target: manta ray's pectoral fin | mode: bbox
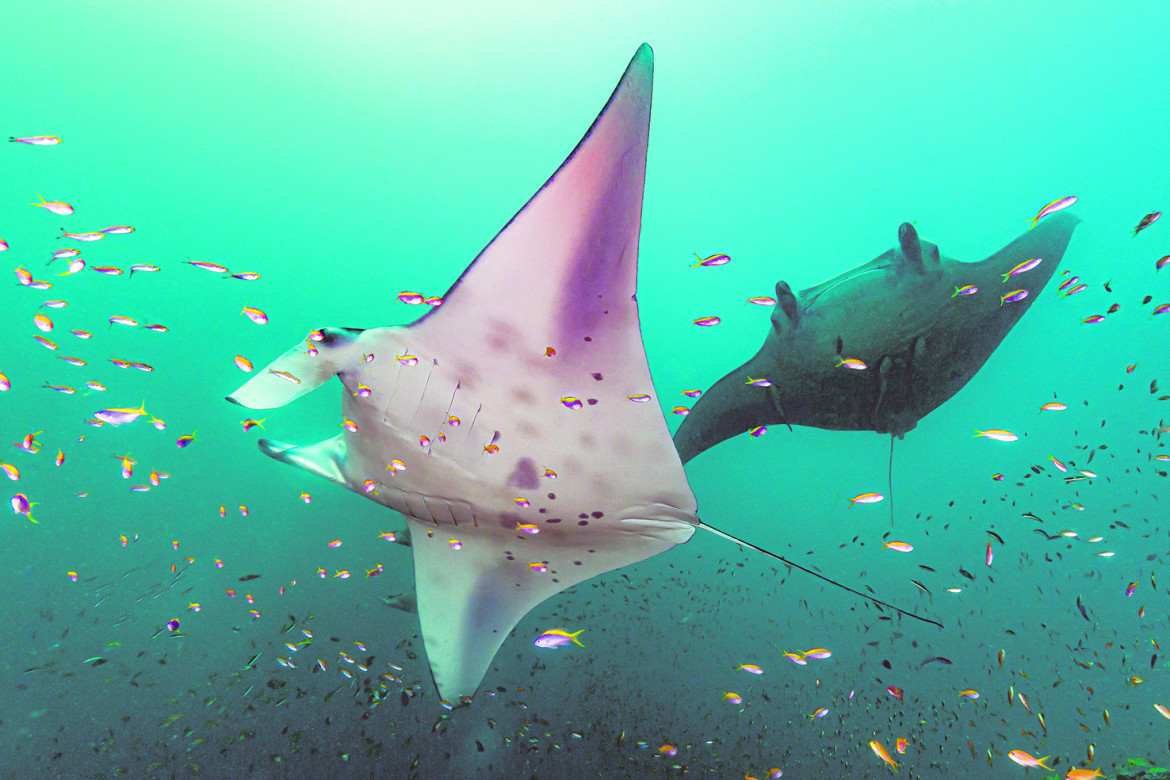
[226,327,361,410]
[256,434,348,486]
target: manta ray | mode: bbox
[228,44,937,701]
[672,214,1081,465]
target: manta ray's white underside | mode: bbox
[227,44,701,701]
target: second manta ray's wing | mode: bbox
[229,44,700,702]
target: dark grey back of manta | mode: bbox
[673,213,1081,464]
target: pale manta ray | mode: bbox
[227,43,938,702]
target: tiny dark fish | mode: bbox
[910,579,931,595]
[919,656,953,668]
[1143,295,1154,305]
[918,564,936,573]
[238,574,262,582]
[1022,512,1041,522]
[881,659,892,669]
[959,567,975,581]
[1076,595,1090,622]
[986,530,1004,544]
[476,740,485,752]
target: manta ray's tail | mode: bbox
[697,521,942,629]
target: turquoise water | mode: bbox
[4,1,1170,777]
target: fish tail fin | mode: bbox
[1025,216,1038,230]
[950,287,959,298]
[689,253,703,267]
[1038,756,1052,770]
[571,630,584,646]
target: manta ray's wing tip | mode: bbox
[225,395,241,406]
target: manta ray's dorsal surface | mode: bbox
[673,213,1081,463]
[227,44,700,701]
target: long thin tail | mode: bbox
[698,521,942,629]
[888,433,895,528]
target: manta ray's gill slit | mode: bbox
[408,358,439,426]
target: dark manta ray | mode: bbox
[228,44,937,702]
[673,213,1081,465]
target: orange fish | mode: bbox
[869,740,898,773]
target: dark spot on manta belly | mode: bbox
[506,457,540,489]
[592,373,603,381]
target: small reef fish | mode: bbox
[94,404,148,425]
[1133,211,1161,236]
[1002,257,1041,282]
[30,195,73,215]
[974,429,1017,442]
[1027,196,1076,229]
[10,135,62,145]
[690,253,730,267]
[869,740,898,773]
[1008,750,1051,770]
[1000,289,1028,305]
[693,316,721,327]
[534,629,584,648]
[836,357,867,370]
[951,285,978,297]
[848,492,884,506]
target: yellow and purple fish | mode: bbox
[746,296,777,306]
[534,628,584,648]
[1001,257,1041,282]
[94,403,148,425]
[11,493,37,523]
[951,285,978,297]
[184,260,229,274]
[693,316,721,327]
[241,306,268,325]
[974,429,1018,442]
[745,376,772,387]
[1027,196,1076,229]
[1133,211,1161,236]
[848,492,884,506]
[836,357,867,370]
[1000,289,1028,305]
[10,135,61,145]
[690,253,730,267]
[30,195,73,216]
